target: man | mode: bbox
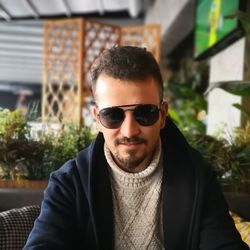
[24,46,248,249]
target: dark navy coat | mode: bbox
[24,118,249,250]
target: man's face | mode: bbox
[92,74,168,173]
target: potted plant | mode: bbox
[41,124,94,176]
[0,107,94,188]
[187,81,250,192]
[0,108,48,187]
[184,127,250,193]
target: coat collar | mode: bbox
[86,133,114,250]
[161,117,196,249]
[78,117,196,249]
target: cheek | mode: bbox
[102,129,118,143]
[142,125,161,140]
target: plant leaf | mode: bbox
[205,81,250,96]
[168,108,181,124]
[232,103,250,120]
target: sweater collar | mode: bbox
[76,117,196,250]
[104,140,162,188]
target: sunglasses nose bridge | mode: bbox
[120,112,141,137]
[121,108,137,123]
[120,106,136,118]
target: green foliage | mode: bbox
[185,133,231,177]
[234,123,250,145]
[205,80,250,121]
[164,55,209,135]
[166,83,207,134]
[200,76,250,189]
[231,124,250,187]
[205,80,250,96]
[0,108,31,178]
[163,34,250,191]
[185,123,250,190]
[1,139,48,180]
[42,125,94,177]
[0,108,94,180]
[232,103,250,120]
[0,108,30,140]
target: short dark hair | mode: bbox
[90,45,163,99]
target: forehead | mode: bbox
[94,74,161,109]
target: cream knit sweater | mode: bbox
[104,142,164,250]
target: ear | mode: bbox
[92,105,98,120]
[92,106,103,132]
[160,101,168,129]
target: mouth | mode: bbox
[119,141,142,145]
[116,137,147,147]
[118,141,145,149]
[118,141,145,152]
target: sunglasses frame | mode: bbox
[97,102,163,129]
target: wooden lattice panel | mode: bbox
[81,19,120,129]
[42,18,84,125]
[121,24,161,62]
[83,19,121,94]
[42,19,160,127]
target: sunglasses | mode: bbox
[97,103,162,129]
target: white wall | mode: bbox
[145,0,189,36]
[207,37,245,135]
[145,0,194,56]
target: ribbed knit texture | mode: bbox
[104,141,164,250]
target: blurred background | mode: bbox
[0,2,249,246]
[0,0,249,205]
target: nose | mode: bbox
[119,110,141,138]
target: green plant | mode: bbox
[202,78,250,191]
[185,123,250,191]
[164,54,209,134]
[167,84,207,134]
[205,80,250,120]
[231,123,250,183]
[0,108,30,140]
[0,108,31,178]
[42,124,94,177]
[0,108,94,180]
[1,139,48,180]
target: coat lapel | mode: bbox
[86,134,114,250]
[161,118,196,250]
[79,118,196,249]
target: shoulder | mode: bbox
[188,146,214,177]
[48,146,91,188]
[161,117,215,183]
[48,133,105,190]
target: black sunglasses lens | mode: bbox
[99,107,124,129]
[134,105,159,126]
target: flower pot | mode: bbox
[0,179,48,189]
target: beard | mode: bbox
[115,149,147,172]
[113,136,148,172]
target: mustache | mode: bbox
[115,136,147,146]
